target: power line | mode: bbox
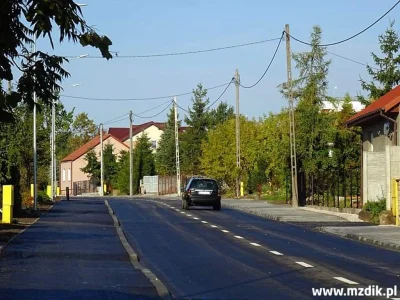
[102,116,129,126]
[287,0,400,47]
[176,103,190,113]
[133,101,173,119]
[206,78,234,109]
[102,112,129,125]
[327,51,379,70]
[240,32,284,89]
[64,37,282,59]
[137,99,172,115]
[60,82,231,101]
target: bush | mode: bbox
[37,191,51,204]
[362,198,386,224]
[21,191,34,209]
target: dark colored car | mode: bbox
[181,177,221,211]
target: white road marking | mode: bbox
[333,277,359,285]
[201,221,208,224]
[210,225,218,228]
[269,251,283,256]
[221,230,229,233]
[296,262,313,268]
[193,217,199,220]
[180,211,185,214]
[186,214,192,217]
[250,242,261,247]
[234,236,244,239]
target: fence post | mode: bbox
[66,187,70,201]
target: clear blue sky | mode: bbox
[36,0,399,128]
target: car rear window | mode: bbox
[189,179,217,190]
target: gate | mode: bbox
[143,176,159,194]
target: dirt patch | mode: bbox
[0,202,54,248]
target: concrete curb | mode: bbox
[0,202,55,257]
[222,202,282,221]
[104,200,172,300]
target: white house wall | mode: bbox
[124,125,164,151]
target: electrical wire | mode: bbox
[176,103,190,113]
[133,101,173,119]
[287,0,400,47]
[327,51,379,70]
[136,99,173,115]
[64,37,282,59]
[101,112,129,125]
[60,82,231,101]
[102,116,129,126]
[239,32,284,89]
[206,78,234,109]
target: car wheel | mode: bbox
[213,203,221,211]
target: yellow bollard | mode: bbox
[103,184,107,194]
[57,187,60,196]
[2,185,14,224]
[30,184,34,197]
[240,182,244,197]
[395,180,399,227]
[46,185,52,198]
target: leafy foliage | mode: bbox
[0,0,112,121]
[81,149,100,185]
[132,134,155,193]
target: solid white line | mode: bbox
[250,242,261,247]
[193,217,199,220]
[210,225,218,228]
[221,230,229,233]
[234,236,243,239]
[201,221,208,224]
[269,251,283,256]
[333,277,359,285]
[296,262,313,268]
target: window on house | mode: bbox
[151,140,157,149]
[62,169,66,182]
[68,168,71,182]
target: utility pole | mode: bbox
[174,97,181,196]
[285,24,299,207]
[32,39,38,210]
[234,69,241,198]
[100,123,104,196]
[52,100,57,199]
[129,110,133,196]
[50,102,54,200]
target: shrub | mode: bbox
[21,191,34,209]
[37,191,51,204]
[362,198,386,224]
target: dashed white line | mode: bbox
[296,262,313,268]
[250,242,261,247]
[186,214,192,217]
[210,225,218,228]
[193,217,199,220]
[269,251,283,256]
[180,211,185,214]
[234,236,244,239]
[201,221,208,224]
[333,277,359,285]
[221,230,229,233]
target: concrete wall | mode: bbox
[363,151,386,202]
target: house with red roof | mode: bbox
[346,86,400,208]
[108,121,188,151]
[60,133,129,195]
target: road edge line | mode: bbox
[104,200,172,300]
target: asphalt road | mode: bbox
[109,198,400,300]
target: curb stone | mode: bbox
[104,200,172,300]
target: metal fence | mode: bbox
[142,175,178,195]
[287,167,361,208]
[73,180,98,196]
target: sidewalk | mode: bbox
[221,199,400,252]
[0,199,160,300]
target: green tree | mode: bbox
[156,106,180,175]
[81,149,100,185]
[116,150,130,194]
[360,21,400,104]
[1,0,112,122]
[181,84,210,175]
[103,144,118,190]
[69,112,98,150]
[132,134,155,193]
[209,102,235,129]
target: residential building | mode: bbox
[59,133,128,195]
[346,85,400,209]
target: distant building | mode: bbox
[322,98,365,113]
